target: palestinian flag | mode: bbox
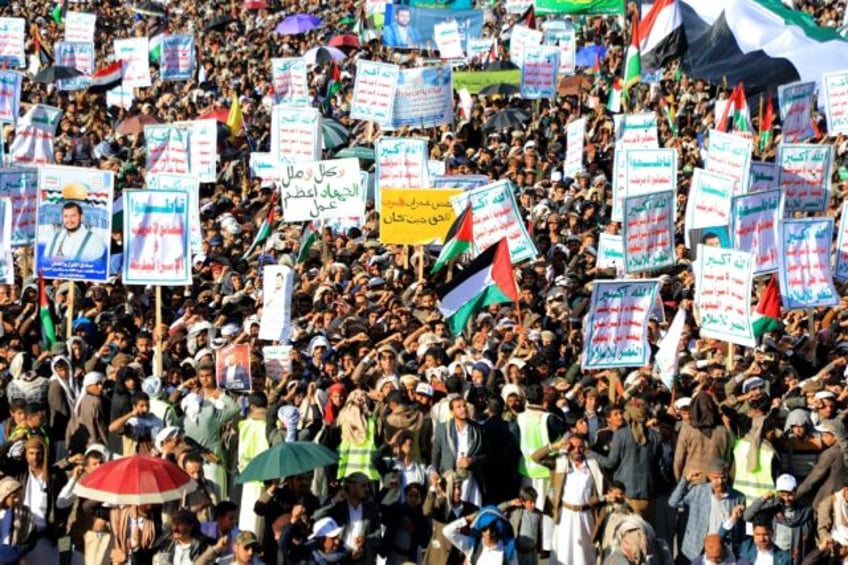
[521,5,536,29]
[680,0,848,95]
[88,62,123,93]
[639,0,687,71]
[606,78,622,113]
[623,12,641,99]
[436,238,517,335]
[432,204,472,274]
[52,0,68,24]
[325,62,341,102]
[296,222,319,264]
[39,271,57,348]
[32,25,53,68]
[759,94,774,152]
[717,82,753,134]
[659,96,678,136]
[242,190,277,259]
[752,275,781,337]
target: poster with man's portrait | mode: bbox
[35,165,114,282]
[216,343,252,392]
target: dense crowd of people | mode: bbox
[0,0,847,564]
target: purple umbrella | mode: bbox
[275,14,322,35]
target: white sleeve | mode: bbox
[442,517,474,556]
[56,477,78,510]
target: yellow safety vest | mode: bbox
[732,438,775,500]
[517,410,551,479]
[337,417,380,481]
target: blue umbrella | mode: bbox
[576,45,606,68]
[276,14,322,35]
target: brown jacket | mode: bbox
[673,423,733,481]
[530,445,605,523]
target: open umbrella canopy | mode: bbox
[322,119,350,150]
[276,14,322,35]
[484,60,518,71]
[75,455,196,505]
[303,46,346,65]
[328,34,360,49]
[199,107,231,124]
[31,65,84,84]
[116,113,161,136]
[479,83,520,97]
[483,108,532,131]
[204,15,237,32]
[133,1,167,17]
[242,0,268,9]
[237,441,338,484]
[335,146,375,161]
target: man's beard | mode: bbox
[65,225,81,233]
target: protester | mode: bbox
[0,0,847,563]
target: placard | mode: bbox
[705,129,752,195]
[749,160,777,192]
[160,35,195,81]
[215,344,251,391]
[379,188,460,244]
[0,70,22,124]
[114,37,151,88]
[777,143,833,212]
[543,20,576,75]
[684,168,734,248]
[278,158,363,221]
[54,41,94,91]
[350,60,399,125]
[259,265,294,342]
[834,200,848,282]
[0,19,26,68]
[730,189,781,274]
[376,137,429,199]
[65,11,96,43]
[823,71,848,136]
[623,190,675,273]
[122,190,191,285]
[563,118,584,178]
[596,233,624,270]
[0,167,36,246]
[35,165,114,282]
[144,125,191,175]
[778,218,839,309]
[695,245,756,347]
[172,119,217,183]
[271,58,310,106]
[778,81,815,142]
[271,105,322,165]
[450,180,537,264]
[582,279,659,370]
[146,173,202,253]
[388,66,454,130]
[520,45,560,99]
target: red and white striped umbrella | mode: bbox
[75,455,196,505]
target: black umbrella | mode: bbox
[484,60,518,71]
[479,83,520,97]
[204,15,237,32]
[31,65,84,84]
[133,1,167,17]
[482,108,532,131]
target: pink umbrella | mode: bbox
[328,34,360,50]
[242,0,268,8]
[199,107,230,124]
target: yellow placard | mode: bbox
[379,188,461,245]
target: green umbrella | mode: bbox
[322,119,350,150]
[236,441,338,484]
[339,16,356,26]
[335,146,375,161]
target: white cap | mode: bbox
[775,474,797,492]
[310,517,343,540]
[815,390,836,401]
[415,383,433,397]
[673,397,692,411]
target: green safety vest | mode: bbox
[337,417,380,481]
[732,438,775,500]
[517,410,551,479]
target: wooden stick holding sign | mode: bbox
[155,286,163,377]
[66,283,75,340]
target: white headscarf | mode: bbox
[49,355,76,409]
[75,372,104,416]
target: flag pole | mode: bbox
[65,282,74,340]
[155,286,163,377]
[417,245,424,284]
[757,93,764,155]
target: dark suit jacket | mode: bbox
[313,499,381,564]
[431,419,486,490]
[795,442,845,510]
